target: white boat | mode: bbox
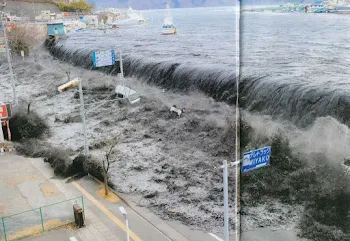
[112,7,146,26]
[162,3,176,35]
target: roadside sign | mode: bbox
[242,146,271,173]
[92,50,116,68]
[0,103,8,119]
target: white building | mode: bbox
[104,8,121,15]
[35,10,63,21]
[83,15,99,28]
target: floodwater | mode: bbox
[61,7,236,67]
[57,9,350,127]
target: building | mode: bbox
[46,23,66,40]
[104,8,121,15]
[83,15,99,28]
[35,10,63,21]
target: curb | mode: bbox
[87,173,190,241]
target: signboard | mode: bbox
[242,146,271,173]
[92,50,116,68]
[0,103,8,119]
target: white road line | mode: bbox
[208,233,224,241]
[69,237,78,241]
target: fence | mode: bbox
[0,196,84,241]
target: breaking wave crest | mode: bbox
[46,40,350,128]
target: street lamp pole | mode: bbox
[235,0,241,239]
[58,77,89,157]
[1,4,17,105]
[119,206,130,241]
[78,78,89,157]
[223,160,229,241]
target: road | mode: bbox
[0,153,224,241]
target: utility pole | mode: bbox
[78,78,89,157]
[235,0,241,241]
[223,160,229,241]
[32,2,36,19]
[0,3,17,105]
[58,78,89,157]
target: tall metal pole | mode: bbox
[125,215,130,241]
[119,50,124,79]
[223,160,229,241]
[32,2,36,19]
[1,10,17,105]
[119,50,127,98]
[235,0,241,240]
[2,216,7,241]
[78,78,89,157]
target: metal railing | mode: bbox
[0,196,84,241]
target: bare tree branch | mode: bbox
[103,140,119,196]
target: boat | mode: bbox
[112,7,146,26]
[336,6,350,13]
[306,0,328,12]
[162,2,176,35]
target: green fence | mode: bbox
[0,196,84,241]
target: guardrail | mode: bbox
[0,196,84,241]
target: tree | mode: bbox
[57,0,91,13]
[103,142,117,196]
[25,97,33,114]
[7,26,38,56]
[98,14,108,24]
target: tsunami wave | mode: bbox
[45,40,350,128]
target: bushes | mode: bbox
[57,0,91,12]
[44,148,71,176]
[240,125,350,240]
[10,110,49,140]
[298,218,350,241]
[6,26,39,56]
[241,134,306,203]
[16,139,86,177]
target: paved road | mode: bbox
[0,153,304,241]
[0,153,221,241]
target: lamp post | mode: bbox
[58,77,89,157]
[1,3,18,105]
[119,206,130,241]
[223,160,229,241]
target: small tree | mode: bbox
[25,98,33,114]
[7,26,38,56]
[103,142,117,196]
[98,14,109,25]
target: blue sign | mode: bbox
[242,146,271,173]
[92,50,116,68]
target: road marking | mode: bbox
[208,233,224,241]
[72,181,142,241]
[69,237,78,241]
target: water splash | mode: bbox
[46,40,350,129]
